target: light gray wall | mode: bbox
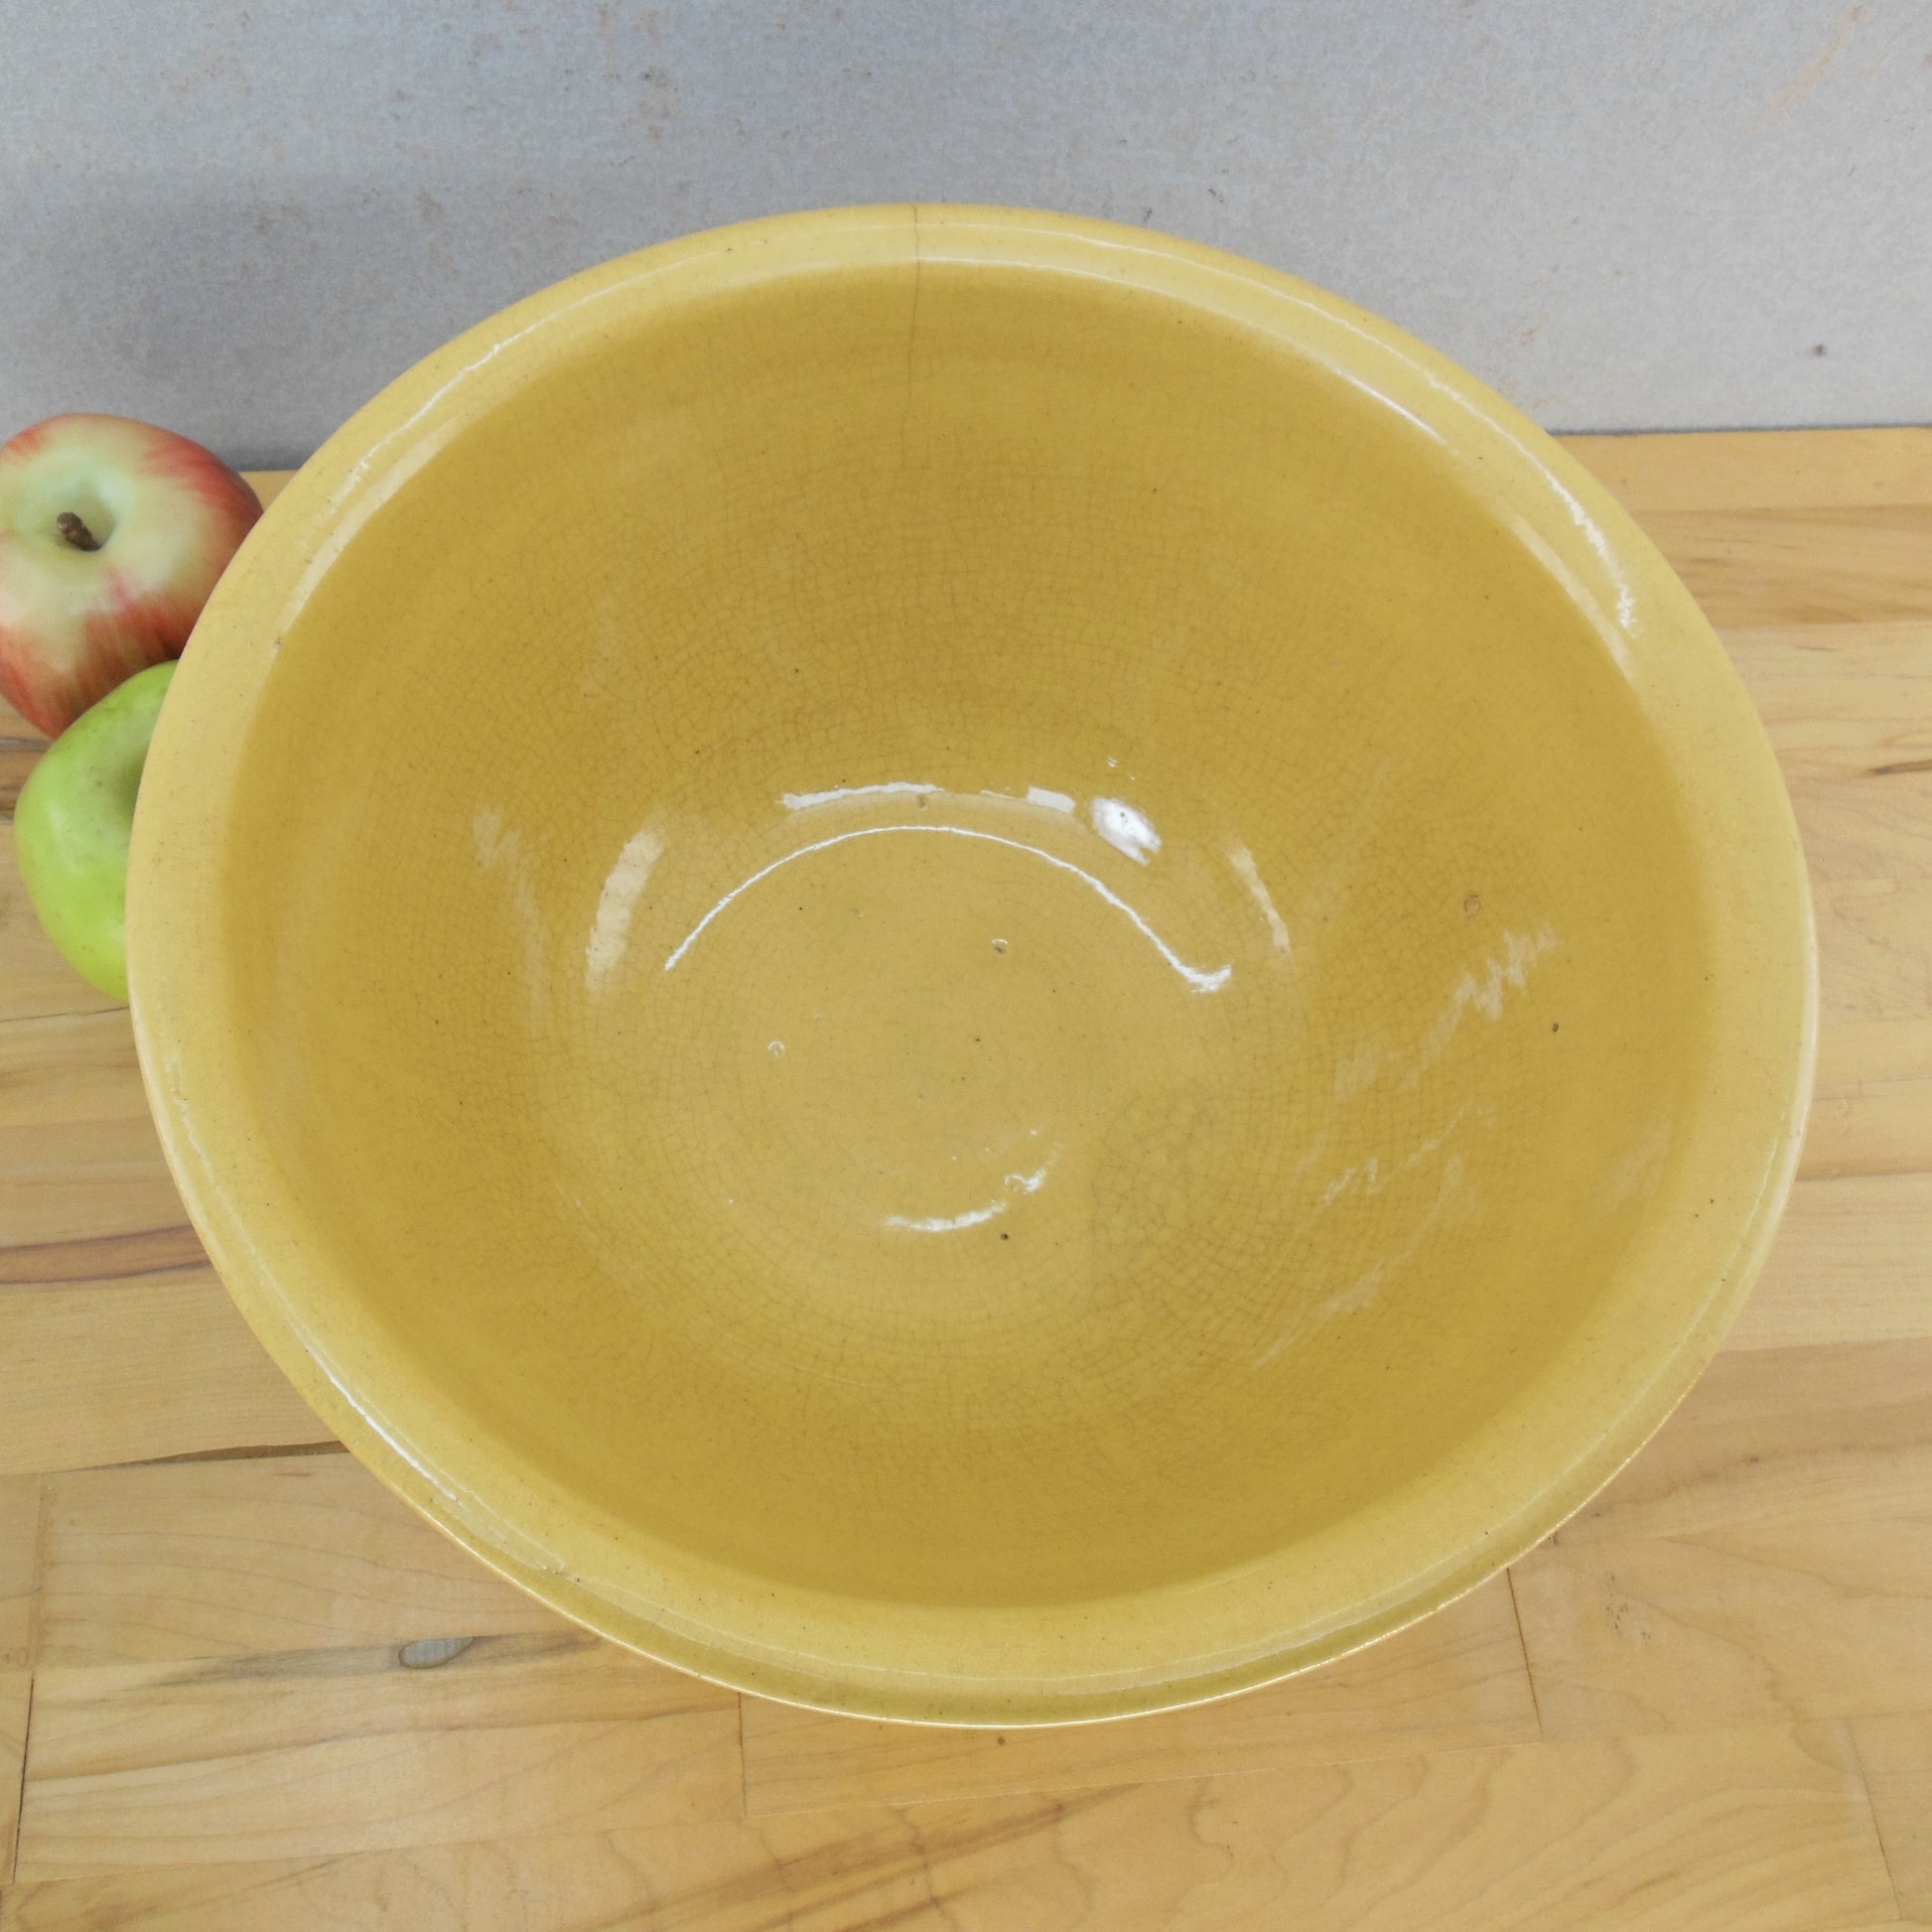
[4,1,1927,467]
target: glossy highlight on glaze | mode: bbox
[128,207,1814,1725]
[659,820,1232,993]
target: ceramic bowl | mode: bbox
[130,207,1814,1724]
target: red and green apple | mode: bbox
[0,413,259,737]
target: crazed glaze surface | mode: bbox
[128,207,1815,1725]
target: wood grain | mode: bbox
[1512,1338,1932,1738]
[1553,1339,1932,1546]
[1731,621,1932,882]
[1637,507,1932,629]
[0,1274,326,1478]
[0,1482,38,1674]
[1726,612,1932,1189]
[1851,1712,1932,1925]
[19,1446,744,1879]
[0,1227,205,1289]
[742,1575,1534,1815]
[0,1016,178,1251]
[1816,879,1932,1023]
[0,1723,1898,1931]
[37,1457,564,1670]
[1789,768,1932,890]
[1567,427,1932,513]
[0,1008,325,1475]
[0,742,43,823]
[1732,1174,1932,1349]
[0,1013,156,1137]
[0,1673,25,1885]
[15,1636,741,1878]
[1805,1015,1932,1181]
[0,1479,37,1888]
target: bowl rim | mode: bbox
[128,203,1818,1725]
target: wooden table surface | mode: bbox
[1,429,1929,1930]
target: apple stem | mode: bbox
[56,511,101,552]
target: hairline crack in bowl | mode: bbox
[127,205,1816,1725]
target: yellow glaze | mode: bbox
[128,207,1815,1725]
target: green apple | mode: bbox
[15,660,176,999]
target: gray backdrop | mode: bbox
[4,0,1928,467]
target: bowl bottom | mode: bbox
[553,778,1326,1602]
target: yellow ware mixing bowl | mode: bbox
[130,207,1814,1725]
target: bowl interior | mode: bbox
[140,211,1809,1719]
